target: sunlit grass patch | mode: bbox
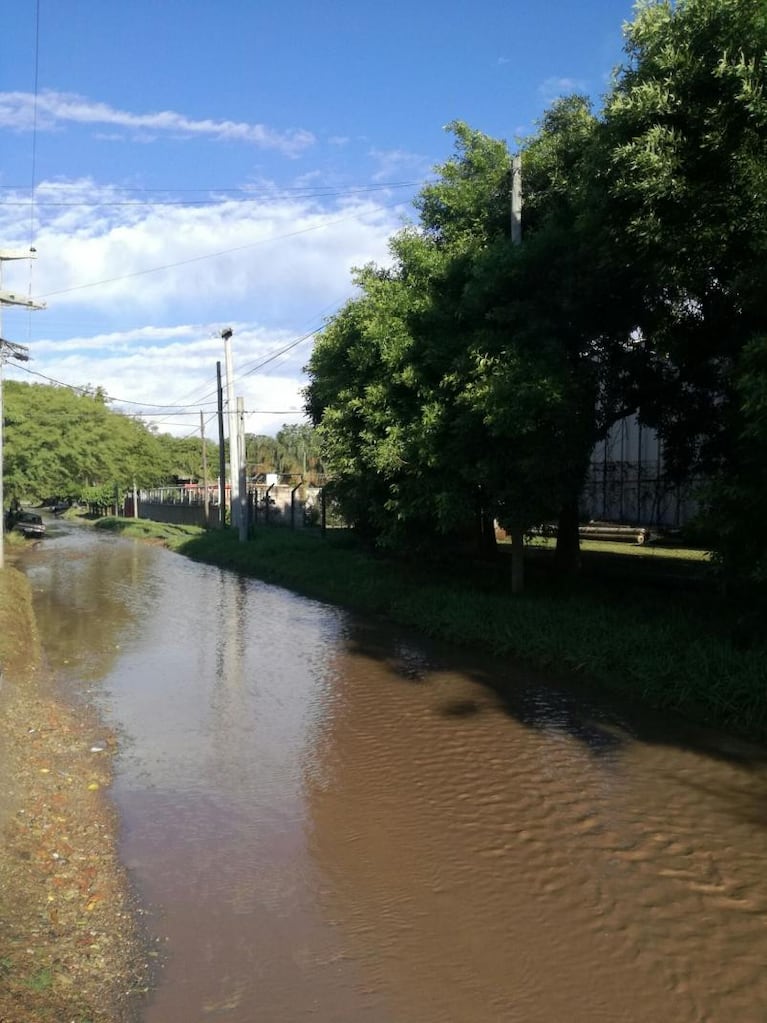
[93,517,204,546]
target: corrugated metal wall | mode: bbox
[581,415,700,528]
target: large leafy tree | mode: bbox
[308,0,767,591]
[603,0,767,476]
[601,0,767,581]
[481,97,641,572]
[306,120,614,576]
[306,253,435,547]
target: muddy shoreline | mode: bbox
[0,566,150,1023]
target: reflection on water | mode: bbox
[22,523,767,1022]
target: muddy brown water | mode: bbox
[19,522,767,1022]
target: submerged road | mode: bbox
[21,522,767,1022]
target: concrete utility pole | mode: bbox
[0,248,45,571]
[236,396,247,542]
[510,155,522,245]
[509,158,525,595]
[216,361,226,527]
[200,410,210,527]
[221,328,239,531]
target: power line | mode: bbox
[28,0,41,250]
[0,181,421,208]
[7,320,323,412]
[11,362,217,409]
[155,325,324,412]
[37,197,411,299]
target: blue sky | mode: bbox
[1,0,637,438]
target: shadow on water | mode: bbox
[340,614,767,773]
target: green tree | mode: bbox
[275,423,324,478]
[307,119,612,581]
[602,0,767,479]
[599,0,767,584]
[2,382,181,504]
[245,434,279,475]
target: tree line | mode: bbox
[2,381,323,508]
[305,0,767,588]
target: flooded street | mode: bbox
[20,523,767,1022]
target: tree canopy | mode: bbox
[2,380,322,506]
[306,0,767,588]
[1,382,221,504]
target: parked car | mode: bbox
[6,509,46,538]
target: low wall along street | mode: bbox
[135,483,322,531]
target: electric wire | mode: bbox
[37,196,411,299]
[28,0,41,251]
[0,180,421,208]
[7,320,322,418]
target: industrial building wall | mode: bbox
[581,415,700,528]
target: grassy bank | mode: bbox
[95,517,767,743]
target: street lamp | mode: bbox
[220,327,240,531]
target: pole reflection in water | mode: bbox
[21,524,767,1022]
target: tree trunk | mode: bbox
[480,509,497,559]
[510,527,525,594]
[475,486,498,560]
[554,497,581,577]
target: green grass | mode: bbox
[25,968,53,993]
[94,516,205,545]
[526,535,713,560]
[90,518,767,742]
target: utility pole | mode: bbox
[0,248,44,571]
[216,361,226,527]
[509,158,525,595]
[221,328,239,531]
[236,396,247,542]
[510,155,522,245]
[200,410,210,527]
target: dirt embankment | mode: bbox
[0,566,149,1023]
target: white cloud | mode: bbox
[368,147,431,183]
[537,76,588,105]
[1,178,400,316]
[1,177,404,436]
[0,90,315,156]
[12,323,313,437]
